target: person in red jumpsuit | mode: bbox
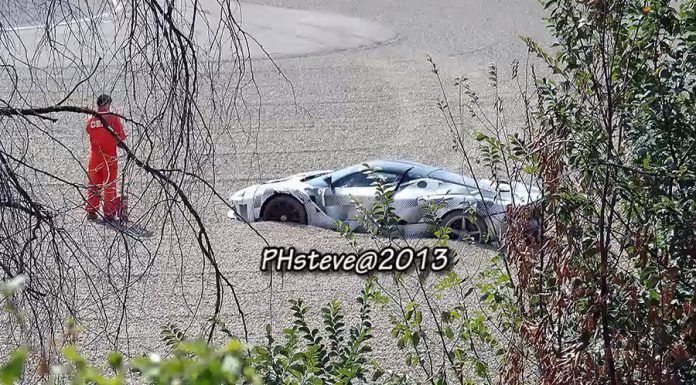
[85,94,126,221]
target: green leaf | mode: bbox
[474,361,488,377]
[411,331,420,347]
[62,346,81,362]
[0,348,27,385]
[522,165,539,175]
[107,352,123,371]
[474,130,487,141]
[371,368,385,381]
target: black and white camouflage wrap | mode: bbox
[227,161,540,240]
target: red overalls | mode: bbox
[85,110,126,218]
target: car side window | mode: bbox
[401,170,426,184]
[333,172,370,187]
[373,171,399,185]
[334,171,399,187]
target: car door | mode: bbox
[392,170,430,224]
[322,170,399,223]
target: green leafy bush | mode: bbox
[0,337,258,385]
[508,1,696,383]
[0,276,259,385]
[251,283,377,385]
[0,276,382,385]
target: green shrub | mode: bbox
[251,282,377,385]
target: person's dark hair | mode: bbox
[96,94,112,107]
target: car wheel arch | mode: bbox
[438,207,490,241]
[439,208,469,224]
[435,198,476,219]
[260,193,307,219]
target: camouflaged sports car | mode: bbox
[227,160,541,243]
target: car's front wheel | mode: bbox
[440,210,489,243]
[261,195,308,224]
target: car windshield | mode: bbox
[305,165,366,188]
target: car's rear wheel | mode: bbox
[261,195,308,224]
[440,210,489,243]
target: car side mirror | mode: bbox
[323,175,335,191]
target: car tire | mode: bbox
[261,195,308,225]
[440,210,489,244]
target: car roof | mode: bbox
[365,159,442,174]
[364,160,480,187]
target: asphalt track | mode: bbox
[1,0,550,369]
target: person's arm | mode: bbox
[114,117,126,142]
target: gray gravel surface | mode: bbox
[1,0,107,29]
[1,0,551,374]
